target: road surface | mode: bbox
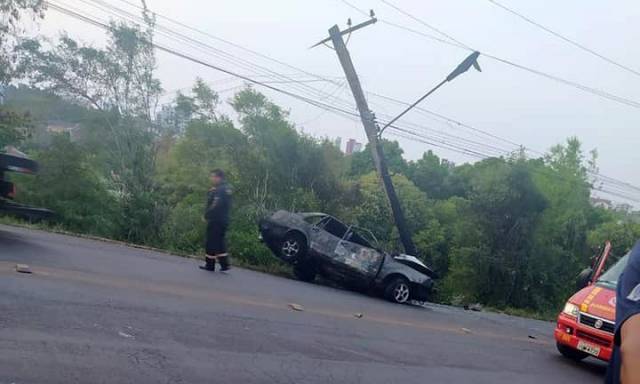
[0,225,607,383]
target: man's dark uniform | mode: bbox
[606,241,640,384]
[202,181,232,271]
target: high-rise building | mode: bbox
[334,137,342,151]
[346,138,362,155]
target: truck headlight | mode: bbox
[562,302,580,318]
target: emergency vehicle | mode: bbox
[555,242,628,361]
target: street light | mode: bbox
[378,51,482,136]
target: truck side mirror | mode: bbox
[576,267,593,290]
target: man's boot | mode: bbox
[218,253,231,271]
[199,255,216,271]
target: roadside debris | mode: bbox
[354,313,364,319]
[463,303,483,312]
[15,264,32,274]
[461,327,472,334]
[528,335,537,340]
[288,303,304,312]
[118,331,134,339]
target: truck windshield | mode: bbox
[597,253,630,289]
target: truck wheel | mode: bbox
[556,342,588,361]
[384,277,411,304]
[279,232,307,263]
[293,263,316,282]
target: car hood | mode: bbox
[569,284,616,321]
[392,254,436,278]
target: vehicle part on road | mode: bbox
[556,342,588,361]
[15,264,32,274]
[293,263,316,282]
[354,313,364,318]
[384,277,411,304]
[288,303,304,311]
[279,232,307,262]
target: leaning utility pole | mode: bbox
[317,20,417,255]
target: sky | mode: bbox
[34,0,640,206]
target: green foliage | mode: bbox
[350,139,408,176]
[15,134,119,237]
[0,108,32,148]
[3,6,638,317]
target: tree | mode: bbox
[350,139,408,176]
[1,0,46,85]
[0,0,46,148]
[18,7,164,242]
[15,134,119,236]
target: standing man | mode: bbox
[200,169,232,272]
[607,241,640,384]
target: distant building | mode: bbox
[46,121,80,140]
[345,138,363,155]
[334,137,342,151]
[591,197,613,210]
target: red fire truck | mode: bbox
[555,242,628,361]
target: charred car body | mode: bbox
[259,210,435,304]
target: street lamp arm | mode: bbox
[378,51,481,137]
[378,78,447,136]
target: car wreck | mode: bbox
[258,210,436,304]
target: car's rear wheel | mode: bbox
[279,232,307,263]
[384,277,411,304]
[293,263,316,282]
[556,342,589,361]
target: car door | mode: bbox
[333,226,385,288]
[307,217,350,275]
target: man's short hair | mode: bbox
[211,169,225,179]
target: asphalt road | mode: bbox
[0,225,607,384]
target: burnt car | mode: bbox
[258,210,435,304]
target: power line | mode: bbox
[46,0,640,201]
[59,0,521,158]
[70,0,357,113]
[362,0,640,110]
[73,0,541,162]
[486,0,640,78]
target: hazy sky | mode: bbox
[38,0,640,205]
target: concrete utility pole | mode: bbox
[321,20,418,255]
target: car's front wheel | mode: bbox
[279,232,307,263]
[384,277,411,304]
[556,342,589,361]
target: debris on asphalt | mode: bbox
[461,328,472,334]
[118,331,134,339]
[288,303,304,312]
[468,303,483,312]
[354,313,364,319]
[528,335,537,340]
[15,264,32,274]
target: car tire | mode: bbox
[384,277,411,304]
[279,232,307,263]
[293,263,316,282]
[556,342,589,361]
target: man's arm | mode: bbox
[621,314,640,384]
